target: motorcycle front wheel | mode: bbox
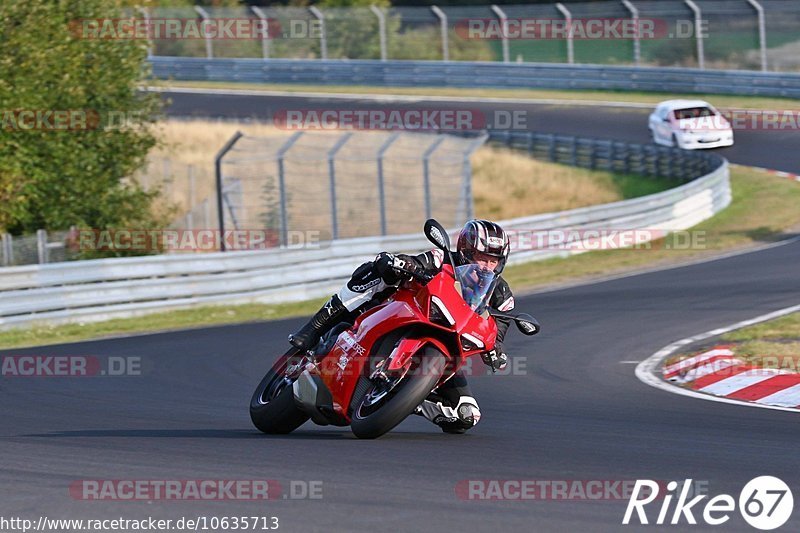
[350,345,446,439]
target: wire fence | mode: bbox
[133,157,216,231]
[0,229,78,267]
[215,131,487,245]
[134,2,800,72]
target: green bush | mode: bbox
[0,0,167,244]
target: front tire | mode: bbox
[250,349,310,434]
[350,345,446,439]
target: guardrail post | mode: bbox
[422,136,446,220]
[547,134,556,161]
[621,0,641,66]
[570,136,578,165]
[194,6,213,59]
[328,133,353,240]
[376,132,400,236]
[491,5,510,63]
[684,0,705,69]
[251,6,271,60]
[214,131,243,251]
[309,6,328,60]
[665,147,674,178]
[276,132,304,247]
[747,0,767,72]
[370,5,388,61]
[555,3,575,65]
[431,6,449,61]
[36,229,48,264]
[1,233,12,266]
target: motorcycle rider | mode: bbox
[289,219,515,434]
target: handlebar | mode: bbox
[392,263,434,283]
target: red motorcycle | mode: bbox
[250,219,540,439]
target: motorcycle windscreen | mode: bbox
[455,264,497,314]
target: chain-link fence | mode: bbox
[134,2,800,71]
[133,157,216,231]
[216,131,487,246]
[0,229,78,266]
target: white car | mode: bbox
[648,99,734,150]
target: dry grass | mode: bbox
[472,146,624,218]
[148,120,658,223]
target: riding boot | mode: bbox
[288,294,349,351]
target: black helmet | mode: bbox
[456,219,510,273]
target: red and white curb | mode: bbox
[747,165,800,183]
[636,303,800,413]
[663,346,800,409]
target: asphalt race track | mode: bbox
[161,90,800,174]
[2,239,799,532]
[2,90,799,532]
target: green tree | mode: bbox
[0,0,165,236]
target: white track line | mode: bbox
[636,304,800,413]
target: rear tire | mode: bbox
[350,346,446,439]
[250,349,310,434]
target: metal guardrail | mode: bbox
[488,131,720,180]
[150,57,800,98]
[139,3,800,72]
[0,132,730,330]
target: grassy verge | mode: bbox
[154,80,800,111]
[719,313,800,370]
[0,299,327,350]
[2,165,799,350]
[666,312,800,371]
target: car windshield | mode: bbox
[455,264,497,314]
[673,107,714,120]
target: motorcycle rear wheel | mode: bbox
[250,348,310,434]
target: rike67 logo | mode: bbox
[623,477,793,530]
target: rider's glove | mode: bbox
[481,346,508,373]
[375,252,423,284]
